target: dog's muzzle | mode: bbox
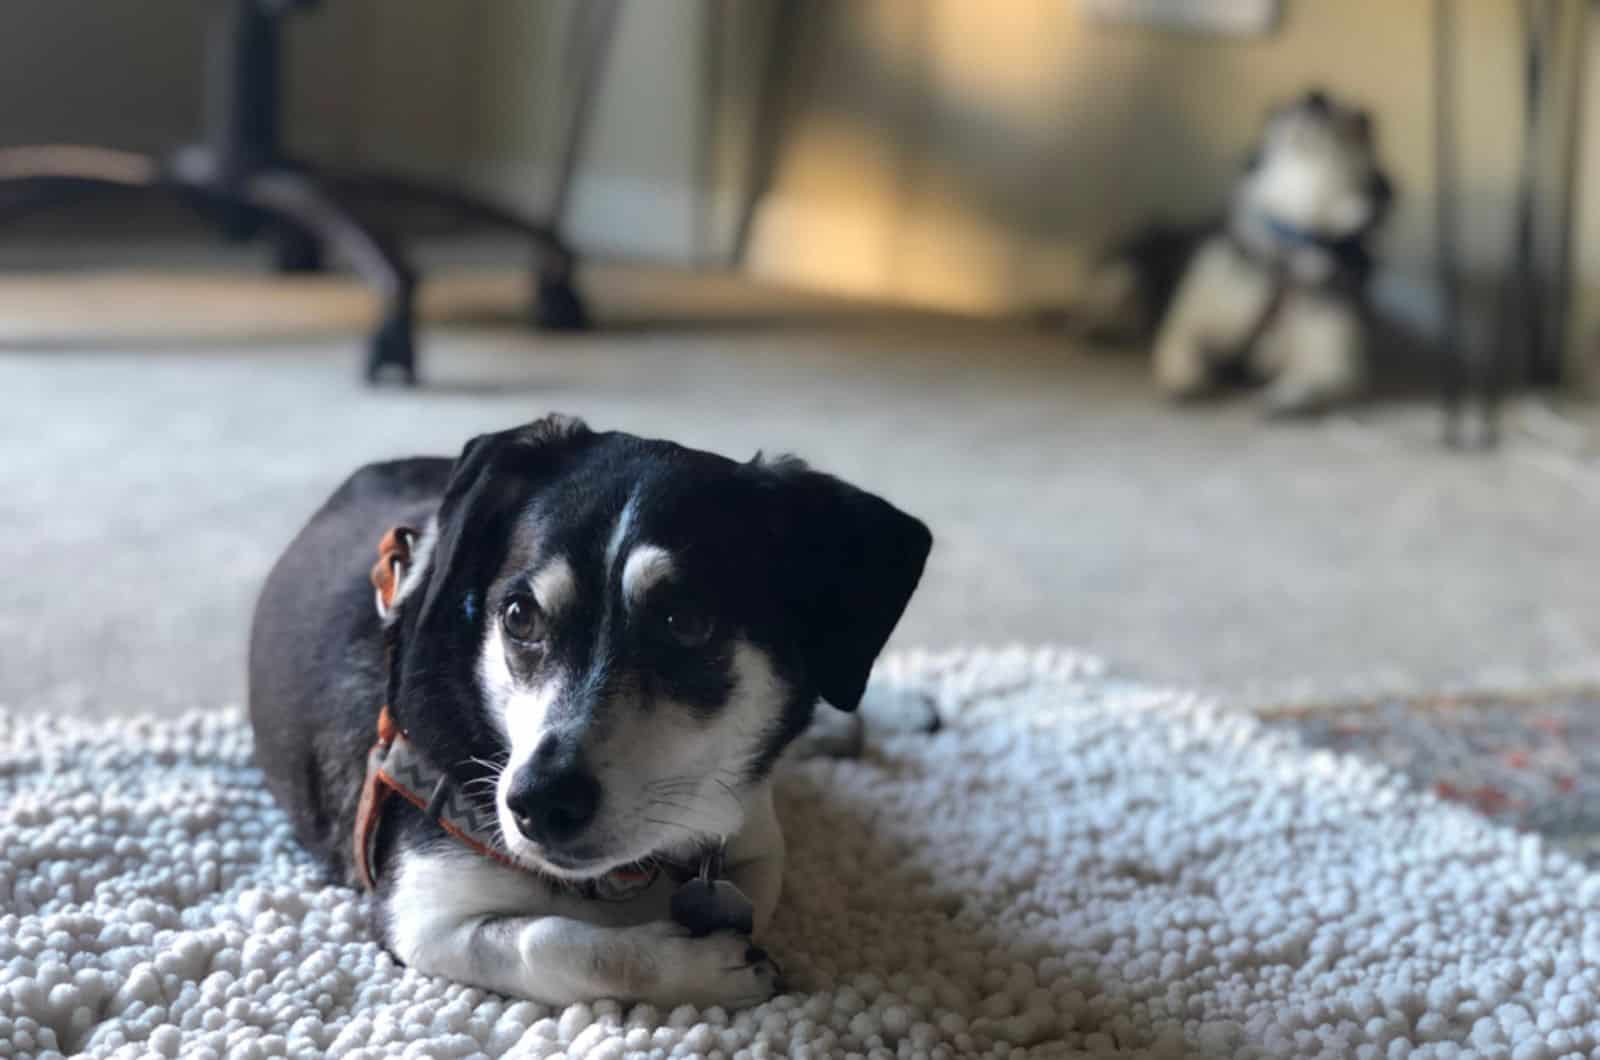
[505,759,601,847]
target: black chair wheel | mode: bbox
[272,228,325,274]
[534,273,590,331]
[365,313,417,385]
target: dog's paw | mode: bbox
[641,923,783,1010]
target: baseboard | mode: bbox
[466,161,738,268]
[744,192,1092,316]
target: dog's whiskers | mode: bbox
[644,778,700,795]
[641,815,697,837]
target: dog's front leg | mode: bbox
[1154,238,1274,397]
[385,848,781,1007]
[398,910,781,1008]
[1258,291,1365,416]
[723,851,784,937]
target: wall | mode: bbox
[744,0,1527,319]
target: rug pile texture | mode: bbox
[3,648,1599,1059]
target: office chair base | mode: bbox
[534,271,589,331]
[272,224,326,274]
[0,145,592,387]
[366,311,418,385]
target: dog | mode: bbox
[1078,89,1393,415]
[248,416,932,1009]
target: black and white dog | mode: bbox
[248,416,931,1008]
[1079,90,1393,414]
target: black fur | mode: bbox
[248,457,452,880]
[248,416,932,887]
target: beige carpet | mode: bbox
[4,258,1600,719]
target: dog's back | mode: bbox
[248,457,451,880]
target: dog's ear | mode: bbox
[412,414,593,634]
[372,417,592,629]
[385,415,593,731]
[1348,108,1374,145]
[762,459,932,712]
[371,524,419,622]
[1363,168,1395,233]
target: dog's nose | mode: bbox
[506,761,601,845]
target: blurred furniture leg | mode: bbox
[1438,0,1589,447]
[313,0,620,335]
[0,0,620,384]
[0,145,420,382]
[1433,0,1467,445]
[1488,0,1555,447]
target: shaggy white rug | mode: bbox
[2,648,1599,1060]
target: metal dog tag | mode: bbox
[669,846,754,936]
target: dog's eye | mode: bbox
[663,603,714,648]
[500,594,546,644]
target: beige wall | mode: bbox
[2,0,1596,380]
[746,0,1528,315]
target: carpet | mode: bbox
[1263,688,1600,868]
[11,268,1600,721]
[2,648,1598,1060]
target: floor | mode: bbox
[4,257,1600,719]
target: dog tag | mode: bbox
[670,847,754,936]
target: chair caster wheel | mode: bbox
[534,273,590,331]
[273,228,325,274]
[365,315,417,385]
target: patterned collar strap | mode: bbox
[352,705,672,900]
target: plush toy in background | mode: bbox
[1078,90,1394,415]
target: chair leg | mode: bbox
[271,220,325,274]
[318,167,589,331]
[0,146,161,220]
[534,261,589,331]
[0,146,416,383]
[225,170,420,383]
[0,179,130,227]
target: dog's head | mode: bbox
[1238,88,1393,241]
[377,416,931,879]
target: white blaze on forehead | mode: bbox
[530,556,577,615]
[604,491,639,573]
[621,545,673,603]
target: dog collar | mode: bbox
[352,705,671,900]
[1258,213,1347,253]
[1233,211,1372,274]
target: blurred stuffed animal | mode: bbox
[1079,90,1393,415]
